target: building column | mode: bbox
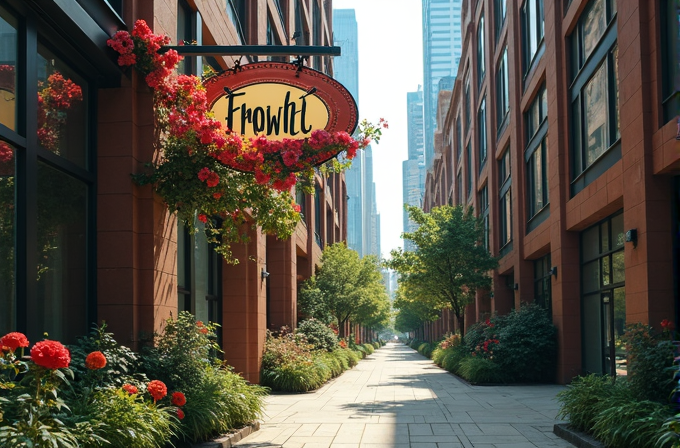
[97,72,177,351]
[619,2,674,328]
[221,227,267,384]
[266,236,297,331]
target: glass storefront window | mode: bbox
[37,45,87,168]
[581,211,625,376]
[32,162,87,344]
[0,140,15,334]
[0,6,18,133]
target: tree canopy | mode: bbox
[387,204,498,336]
[298,243,391,337]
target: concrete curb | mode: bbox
[553,423,605,448]
[191,421,261,448]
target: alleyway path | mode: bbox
[234,343,575,448]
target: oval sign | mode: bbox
[204,62,358,141]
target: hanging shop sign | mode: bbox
[204,62,358,141]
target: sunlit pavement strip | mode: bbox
[233,343,575,448]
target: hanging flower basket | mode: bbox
[106,20,387,260]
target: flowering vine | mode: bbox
[107,20,386,260]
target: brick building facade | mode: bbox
[422,0,679,383]
[0,0,348,384]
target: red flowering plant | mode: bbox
[107,20,386,261]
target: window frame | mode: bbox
[525,85,549,230]
[498,147,512,254]
[477,14,486,90]
[478,96,487,172]
[521,0,545,80]
[496,46,509,134]
[569,0,619,196]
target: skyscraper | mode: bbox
[333,9,363,256]
[422,0,463,170]
[402,87,426,252]
[333,9,381,259]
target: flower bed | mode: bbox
[260,326,364,393]
[0,312,265,447]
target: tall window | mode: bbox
[479,185,489,250]
[457,168,464,205]
[526,86,549,227]
[570,0,618,194]
[466,143,472,199]
[314,183,323,247]
[478,97,487,172]
[495,0,507,41]
[226,0,247,44]
[521,0,544,74]
[499,149,512,252]
[661,0,680,123]
[581,212,625,376]
[0,5,95,343]
[534,255,552,315]
[477,15,485,88]
[178,0,199,75]
[456,116,462,163]
[465,74,471,129]
[496,47,509,131]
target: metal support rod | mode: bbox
[160,45,341,57]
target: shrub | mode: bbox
[458,356,504,384]
[362,343,375,355]
[493,304,557,382]
[441,345,468,374]
[296,319,339,352]
[83,387,178,448]
[621,323,675,402]
[557,374,619,433]
[431,347,447,366]
[591,397,671,448]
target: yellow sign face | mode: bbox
[211,82,330,141]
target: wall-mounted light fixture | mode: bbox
[549,266,558,277]
[625,229,638,248]
[261,268,270,280]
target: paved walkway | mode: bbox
[234,343,575,448]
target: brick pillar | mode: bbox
[266,236,297,331]
[222,228,267,384]
[97,71,177,350]
[619,2,674,327]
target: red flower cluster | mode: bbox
[147,379,167,402]
[37,73,83,151]
[85,351,107,370]
[171,391,186,407]
[0,332,29,353]
[107,20,181,88]
[30,340,71,370]
[198,167,220,188]
[177,409,185,420]
[661,319,675,331]
[123,384,139,395]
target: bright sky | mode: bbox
[333,0,424,259]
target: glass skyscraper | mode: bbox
[422,0,463,170]
[333,9,380,258]
[403,88,425,252]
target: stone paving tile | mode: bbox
[233,344,574,448]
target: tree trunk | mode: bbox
[338,318,347,339]
[457,314,465,338]
[449,311,456,334]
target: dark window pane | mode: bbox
[611,212,624,247]
[32,162,87,344]
[612,45,620,140]
[582,225,600,260]
[601,220,610,252]
[0,6,18,132]
[583,0,606,62]
[37,46,87,168]
[584,63,607,167]
[612,250,625,283]
[583,260,600,293]
[0,140,15,334]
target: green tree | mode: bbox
[297,243,390,338]
[393,285,440,334]
[387,205,498,337]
